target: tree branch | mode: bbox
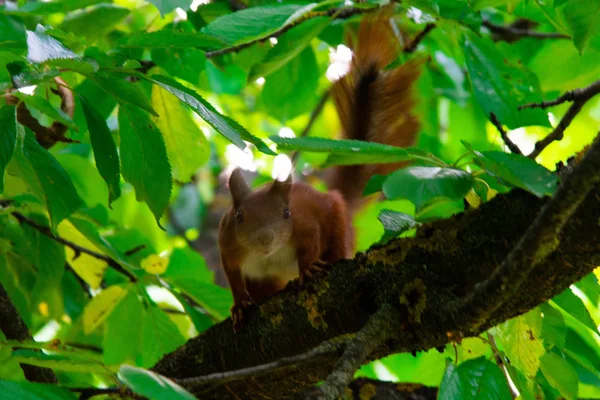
[205,6,376,59]
[489,112,522,155]
[347,379,437,400]
[517,80,600,159]
[483,20,570,42]
[299,304,401,400]
[152,151,600,398]
[11,212,138,282]
[403,23,436,53]
[0,283,57,383]
[453,133,600,331]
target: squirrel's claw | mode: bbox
[231,298,252,333]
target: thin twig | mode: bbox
[124,244,146,257]
[519,80,600,110]
[489,112,522,155]
[0,283,58,383]
[517,80,600,159]
[65,263,93,297]
[205,6,376,59]
[403,23,435,53]
[487,333,518,399]
[12,212,138,282]
[454,132,600,331]
[298,304,401,400]
[528,100,585,159]
[291,89,330,165]
[175,336,350,388]
[482,20,570,42]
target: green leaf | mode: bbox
[0,14,27,50]
[271,136,436,166]
[151,85,210,182]
[164,248,213,282]
[0,106,17,193]
[172,280,232,321]
[80,95,121,206]
[103,289,144,366]
[378,209,419,243]
[562,0,600,54]
[82,284,129,334]
[12,352,108,374]
[250,16,331,79]
[91,72,157,116]
[119,365,196,400]
[0,381,76,400]
[540,352,579,400]
[118,104,172,224]
[438,357,512,400]
[7,0,104,15]
[13,92,76,129]
[138,305,186,367]
[496,311,545,378]
[382,167,474,209]
[150,74,274,154]
[147,0,191,17]
[261,46,319,121]
[25,28,78,63]
[119,29,226,50]
[552,288,597,332]
[540,303,567,350]
[407,0,482,28]
[462,31,549,129]
[12,129,84,230]
[473,151,557,197]
[202,4,305,44]
[58,4,130,40]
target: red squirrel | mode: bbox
[219,10,422,331]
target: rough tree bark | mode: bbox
[152,179,600,399]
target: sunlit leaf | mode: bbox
[119,365,196,400]
[26,28,78,63]
[138,304,186,367]
[377,209,419,243]
[496,311,545,378]
[82,284,129,334]
[58,4,130,40]
[562,0,600,53]
[103,289,144,366]
[540,352,579,400]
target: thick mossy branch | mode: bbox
[153,184,600,399]
[0,284,57,384]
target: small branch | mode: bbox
[455,132,600,331]
[69,386,143,400]
[517,80,600,159]
[519,80,600,110]
[403,23,435,53]
[489,113,522,155]
[12,212,138,282]
[65,263,93,298]
[175,336,349,388]
[205,6,376,59]
[124,244,146,257]
[0,283,58,383]
[298,304,401,400]
[291,89,330,165]
[487,333,518,399]
[347,379,438,400]
[482,20,570,42]
[527,100,585,159]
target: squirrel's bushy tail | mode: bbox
[327,9,423,212]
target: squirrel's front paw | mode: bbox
[231,298,252,333]
[299,260,330,284]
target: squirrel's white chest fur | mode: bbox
[240,244,298,281]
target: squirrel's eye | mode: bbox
[283,209,291,219]
[235,210,243,223]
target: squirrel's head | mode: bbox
[227,168,293,255]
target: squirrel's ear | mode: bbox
[270,172,292,201]
[229,168,250,207]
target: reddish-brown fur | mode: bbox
[219,9,422,331]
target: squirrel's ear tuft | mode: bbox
[270,172,292,201]
[229,168,250,207]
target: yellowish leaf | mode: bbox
[58,220,107,289]
[83,285,129,334]
[141,254,169,275]
[496,310,545,378]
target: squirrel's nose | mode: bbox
[257,231,274,246]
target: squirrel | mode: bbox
[219,10,422,332]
